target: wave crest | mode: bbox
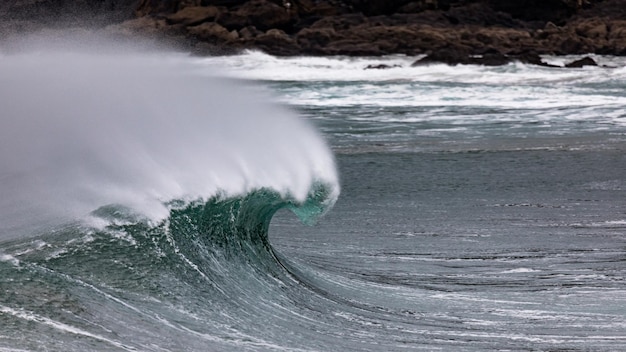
[0,45,339,240]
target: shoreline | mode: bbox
[1,0,626,66]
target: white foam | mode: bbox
[199,50,626,84]
[198,50,419,82]
[0,47,339,239]
[0,254,19,266]
[588,220,626,228]
[196,51,626,132]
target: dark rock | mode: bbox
[239,25,262,39]
[296,27,341,47]
[412,46,472,66]
[350,25,421,45]
[476,50,510,66]
[364,64,401,69]
[309,13,368,31]
[398,1,438,14]
[509,51,559,67]
[564,56,598,67]
[412,47,566,67]
[574,18,608,39]
[3,0,626,58]
[136,0,181,16]
[215,9,249,29]
[607,20,626,54]
[199,0,248,6]
[387,12,448,27]
[456,26,534,54]
[187,21,238,42]
[446,3,521,27]
[252,28,301,55]
[294,0,346,17]
[558,36,584,54]
[213,0,298,32]
[348,0,417,16]
[323,40,385,56]
[573,0,626,20]
[166,6,221,26]
[488,0,582,24]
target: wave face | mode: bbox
[0,48,339,239]
[0,187,344,351]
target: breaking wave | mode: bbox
[0,45,339,240]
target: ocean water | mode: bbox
[1,48,626,351]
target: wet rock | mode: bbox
[412,46,473,66]
[364,64,401,69]
[412,47,562,67]
[512,51,556,67]
[564,56,598,67]
[476,50,510,66]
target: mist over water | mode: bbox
[0,44,339,240]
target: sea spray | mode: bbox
[0,45,339,240]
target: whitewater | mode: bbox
[1,46,626,351]
[0,50,338,239]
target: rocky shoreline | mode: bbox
[1,0,626,65]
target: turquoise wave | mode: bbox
[0,182,337,350]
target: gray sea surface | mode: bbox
[265,54,626,351]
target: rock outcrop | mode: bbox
[2,0,626,62]
[564,56,598,67]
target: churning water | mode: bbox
[1,46,626,351]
